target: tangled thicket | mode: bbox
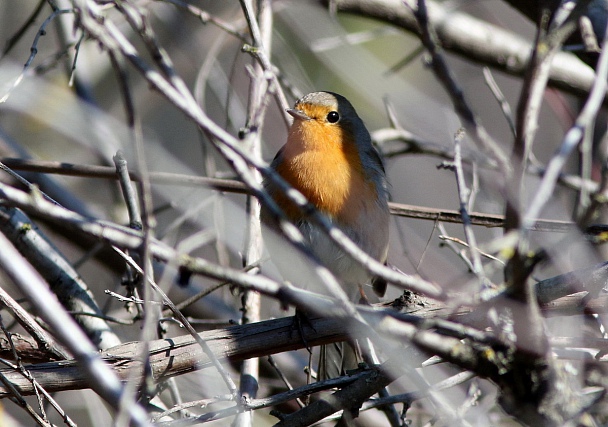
[1,1,608,426]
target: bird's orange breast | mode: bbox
[274,119,377,225]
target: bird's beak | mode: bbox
[286,108,311,121]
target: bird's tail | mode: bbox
[317,337,380,380]
[318,341,359,381]
[317,283,384,380]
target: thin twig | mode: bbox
[451,129,487,286]
[0,363,51,427]
[0,233,150,426]
[0,206,121,350]
[158,0,247,41]
[113,247,239,397]
[436,223,475,272]
[412,0,511,176]
[0,320,77,427]
[0,280,69,360]
[482,67,516,137]
[0,8,73,103]
[523,17,608,230]
[328,0,598,99]
[0,179,575,314]
[0,157,250,192]
[114,151,142,230]
[363,371,475,410]
[267,355,305,408]
[1,0,46,57]
[0,157,581,231]
[236,1,273,424]
[437,235,504,265]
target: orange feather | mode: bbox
[274,107,377,226]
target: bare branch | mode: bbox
[0,232,150,426]
[324,0,598,98]
[0,206,121,350]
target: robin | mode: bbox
[262,91,390,380]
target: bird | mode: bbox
[262,91,390,380]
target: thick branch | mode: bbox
[0,206,121,350]
[0,315,353,398]
[324,0,597,98]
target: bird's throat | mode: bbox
[275,127,373,223]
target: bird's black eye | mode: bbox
[326,111,340,123]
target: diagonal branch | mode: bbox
[324,0,598,98]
